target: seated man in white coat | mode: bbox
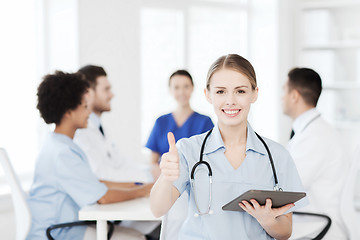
[74,65,150,182]
[74,65,160,239]
[282,67,349,239]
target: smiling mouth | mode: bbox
[222,109,241,116]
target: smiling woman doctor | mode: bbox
[150,54,308,240]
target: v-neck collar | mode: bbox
[170,111,196,128]
[202,123,267,156]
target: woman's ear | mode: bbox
[251,87,259,103]
[64,109,74,120]
[204,88,212,104]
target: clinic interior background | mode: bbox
[0,0,360,238]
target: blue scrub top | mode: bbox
[146,112,213,156]
[173,124,308,240]
[26,133,108,240]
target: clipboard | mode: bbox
[222,189,306,212]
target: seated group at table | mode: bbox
[27,68,157,240]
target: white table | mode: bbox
[79,197,161,240]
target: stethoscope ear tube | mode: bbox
[191,129,213,180]
[254,132,281,190]
[191,161,212,179]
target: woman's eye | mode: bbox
[237,90,245,94]
[216,90,224,94]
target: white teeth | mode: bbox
[224,110,239,114]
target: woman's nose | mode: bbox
[225,93,236,105]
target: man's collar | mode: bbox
[89,112,102,128]
[293,108,319,134]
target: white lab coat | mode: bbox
[287,109,349,239]
[74,113,151,182]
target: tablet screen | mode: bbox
[222,190,306,212]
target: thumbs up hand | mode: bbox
[159,132,180,182]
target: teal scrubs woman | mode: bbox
[173,124,308,240]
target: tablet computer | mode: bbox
[222,190,306,212]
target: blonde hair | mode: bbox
[206,54,257,90]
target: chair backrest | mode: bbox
[340,148,360,240]
[0,148,32,240]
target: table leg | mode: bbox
[96,220,107,240]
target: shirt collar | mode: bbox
[292,108,320,134]
[51,132,86,157]
[51,132,73,143]
[202,124,224,154]
[89,112,102,128]
[246,124,267,155]
[203,123,267,156]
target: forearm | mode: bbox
[150,152,161,180]
[150,152,160,164]
[261,214,292,240]
[98,188,144,204]
[151,163,161,181]
[100,180,141,189]
[150,175,178,217]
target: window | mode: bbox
[0,0,39,192]
[0,0,78,194]
[140,1,248,144]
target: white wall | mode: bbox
[78,0,145,162]
[277,0,296,145]
[248,0,280,141]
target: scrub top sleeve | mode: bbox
[55,150,108,208]
[277,150,309,213]
[145,119,161,153]
[173,141,190,196]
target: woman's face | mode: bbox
[69,95,91,129]
[169,75,194,107]
[205,68,258,128]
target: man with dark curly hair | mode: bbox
[26,71,151,240]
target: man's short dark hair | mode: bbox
[288,67,322,107]
[37,71,89,124]
[77,65,107,89]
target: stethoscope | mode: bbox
[190,128,282,217]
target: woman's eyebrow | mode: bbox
[213,86,249,89]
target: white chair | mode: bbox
[0,148,115,240]
[340,149,360,240]
[0,148,31,240]
[291,212,331,240]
